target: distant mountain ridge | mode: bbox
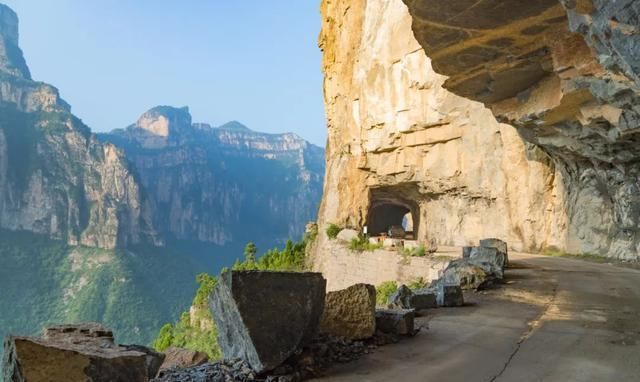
[99,105,324,253]
[0,8,324,251]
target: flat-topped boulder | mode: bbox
[336,228,359,242]
[375,309,415,335]
[410,289,438,310]
[479,238,509,266]
[426,281,465,307]
[159,347,208,371]
[442,259,498,290]
[320,283,376,339]
[210,270,326,373]
[3,323,163,382]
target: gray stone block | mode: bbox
[470,246,506,277]
[386,284,413,309]
[210,271,326,373]
[375,309,415,335]
[410,289,438,309]
[479,238,509,265]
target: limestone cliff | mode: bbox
[314,0,640,261]
[100,106,324,251]
[0,4,157,249]
[401,0,640,258]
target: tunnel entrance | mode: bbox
[366,185,420,240]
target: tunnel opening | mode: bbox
[366,185,421,240]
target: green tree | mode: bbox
[244,242,257,263]
[153,324,175,352]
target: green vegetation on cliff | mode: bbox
[152,231,315,358]
[0,229,200,360]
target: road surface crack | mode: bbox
[488,285,558,382]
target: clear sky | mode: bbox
[2,1,327,146]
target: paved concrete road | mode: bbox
[314,253,640,382]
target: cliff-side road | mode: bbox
[315,253,640,381]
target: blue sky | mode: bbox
[3,1,327,146]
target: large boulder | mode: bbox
[210,271,326,373]
[336,228,359,242]
[427,281,465,307]
[410,289,438,310]
[387,285,437,311]
[469,247,506,278]
[375,309,415,335]
[159,347,208,371]
[3,323,163,382]
[320,283,376,340]
[479,238,509,266]
[442,259,497,290]
[438,284,464,307]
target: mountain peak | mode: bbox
[218,120,251,132]
[135,106,192,137]
[0,4,18,45]
[0,3,30,79]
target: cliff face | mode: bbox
[0,4,157,249]
[401,0,640,258]
[315,0,640,261]
[100,107,324,249]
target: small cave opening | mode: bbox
[366,185,421,240]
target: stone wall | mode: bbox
[317,240,449,292]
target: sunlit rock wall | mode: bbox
[312,0,578,279]
[402,0,640,259]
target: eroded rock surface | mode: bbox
[3,323,163,382]
[320,283,377,340]
[209,271,326,373]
